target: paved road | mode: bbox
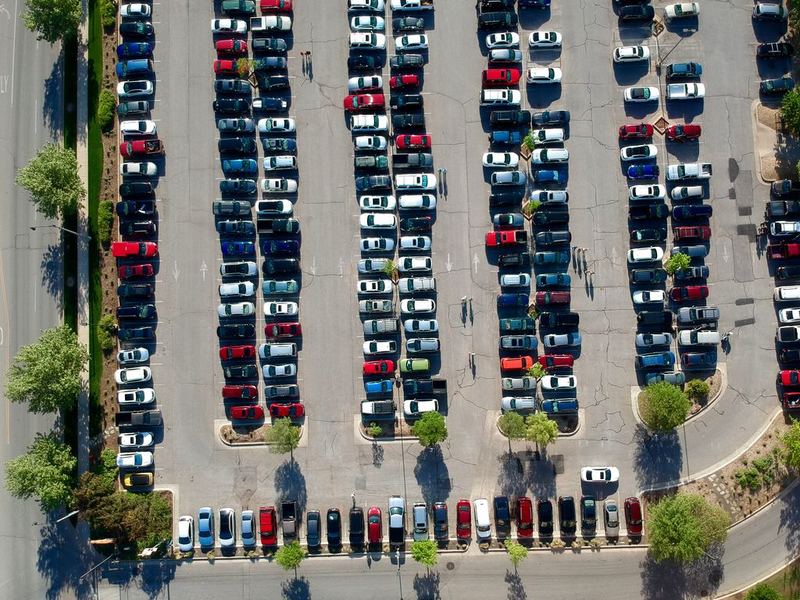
[0,4,64,600]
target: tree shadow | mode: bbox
[780,483,800,554]
[527,455,557,500]
[639,546,723,600]
[631,425,683,489]
[413,446,451,505]
[412,570,441,600]
[138,560,177,599]
[40,241,66,310]
[504,569,527,600]
[274,459,308,515]
[496,452,527,499]
[36,519,98,600]
[372,441,384,468]
[42,47,65,137]
[282,576,311,600]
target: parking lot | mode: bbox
[128,0,785,549]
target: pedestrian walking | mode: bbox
[442,167,447,182]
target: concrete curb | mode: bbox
[751,99,775,185]
[354,414,420,444]
[215,419,308,448]
[493,413,582,439]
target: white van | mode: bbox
[775,286,800,302]
[351,114,389,132]
[677,329,720,346]
[473,498,491,541]
[258,343,297,359]
[480,88,521,106]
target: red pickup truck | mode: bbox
[485,229,527,247]
[120,139,163,158]
[769,243,800,260]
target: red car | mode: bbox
[111,241,158,258]
[260,506,278,546]
[395,134,431,150]
[390,74,419,89]
[666,123,701,142]
[482,68,521,87]
[779,370,800,386]
[535,291,570,306]
[269,402,305,419]
[673,226,711,241]
[215,39,248,54]
[219,345,257,361]
[538,354,574,370]
[213,59,238,75]
[500,356,534,372]
[618,123,653,139]
[363,360,395,375]
[265,322,302,339]
[343,93,385,112]
[367,506,382,544]
[261,0,292,11]
[118,263,154,279]
[485,230,526,247]
[769,243,800,260]
[669,285,708,302]
[231,405,265,420]
[456,499,471,540]
[783,392,800,410]
[120,139,163,158]
[516,497,533,539]
[222,385,259,400]
[624,497,643,536]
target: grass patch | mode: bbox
[731,557,800,599]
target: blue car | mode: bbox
[535,273,571,288]
[222,159,258,175]
[198,507,215,548]
[221,241,255,257]
[672,204,712,220]
[365,379,393,394]
[644,371,686,386]
[117,42,153,59]
[627,164,659,180]
[116,59,153,78]
[532,169,560,184]
[533,250,570,265]
[489,130,522,145]
[497,293,529,308]
[519,0,550,7]
[261,239,300,255]
[635,352,675,369]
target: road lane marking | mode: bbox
[9,0,17,106]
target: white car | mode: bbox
[116,451,154,469]
[120,162,157,176]
[355,136,388,151]
[395,34,428,51]
[263,155,297,171]
[261,178,298,193]
[348,75,383,92]
[482,152,520,168]
[349,0,385,10]
[120,120,156,136]
[528,31,562,48]
[351,114,389,131]
[178,516,195,553]
[531,189,568,204]
[624,86,659,102]
[117,388,156,405]
[500,273,531,287]
[258,118,296,133]
[398,194,436,210]
[398,257,431,272]
[220,262,257,278]
[115,367,152,385]
[218,302,256,317]
[358,258,391,273]
[360,213,397,229]
[116,80,153,98]
[666,83,706,100]
[486,32,520,49]
[262,364,296,378]
[613,46,650,63]
[400,235,431,251]
[633,290,665,305]
[358,279,393,294]
[532,148,569,164]
[403,399,439,417]
[620,144,658,162]
[664,2,699,20]
[219,281,255,298]
[363,340,397,355]
[264,302,299,317]
[119,432,154,449]
[627,247,664,264]
[526,67,562,84]
[501,377,536,391]
[400,299,435,314]
[531,128,564,144]
[404,319,438,333]
[629,185,666,201]
[779,308,800,324]
[395,173,437,190]
[500,397,536,412]
[360,299,393,314]
[360,237,395,252]
[211,18,247,34]
[349,32,387,49]
[635,332,673,348]
[360,195,396,211]
[121,3,151,18]
[351,16,385,31]
[580,466,620,484]
[117,347,149,365]
[541,375,576,391]
[770,221,800,237]
[671,186,704,201]
[481,88,522,105]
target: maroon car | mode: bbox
[222,385,258,400]
[269,402,305,419]
[343,93,385,112]
[666,123,701,142]
[230,405,265,420]
[537,354,574,370]
[673,225,711,241]
[535,291,570,306]
[619,123,653,139]
[624,497,643,536]
[118,263,154,279]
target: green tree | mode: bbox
[6,325,88,414]
[665,252,691,275]
[526,362,546,380]
[648,493,730,563]
[504,539,528,570]
[498,411,527,453]
[796,159,800,183]
[744,583,782,600]
[522,198,542,217]
[16,144,85,219]
[525,412,559,454]
[782,419,800,470]
[685,379,710,402]
[275,541,306,573]
[411,411,448,447]
[782,88,800,137]
[381,259,398,281]
[265,417,302,457]
[640,381,691,431]
[22,0,81,43]
[522,131,535,152]
[100,0,117,29]
[6,434,76,511]
[410,539,438,570]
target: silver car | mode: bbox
[604,499,620,538]
[501,377,536,391]
[500,397,536,412]
[635,332,673,348]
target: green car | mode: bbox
[222,0,255,14]
[499,317,535,333]
[262,280,299,295]
[399,358,430,374]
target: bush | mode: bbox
[96,90,116,132]
[735,467,761,491]
[665,252,690,275]
[97,200,114,245]
[100,0,117,29]
[782,88,800,137]
[745,583,782,600]
[97,314,118,353]
[684,379,710,402]
[366,422,382,437]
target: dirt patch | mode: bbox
[688,370,721,415]
[755,103,800,182]
[220,423,270,444]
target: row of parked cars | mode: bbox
[112,4,165,491]
[344,0,448,422]
[210,0,306,423]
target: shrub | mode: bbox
[366,422,382,437]
[665,252,690,275]
[640,381,691,431]
[522,132,535,151]
[97,200,114,245]
[96,90,116,132]
[735,467,761,491]
[100,0,117,29]
[97,314,118,353]
[781,88,800,137]
[685,379,710,402]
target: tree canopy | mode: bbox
[6,434,76,511]
[411,411,448,447]
[275,541,306,571]
[648,493,730,563]
[782,419,800,470]
[16,144,85,219]
[665,252,691,275]
[265,418,302,456]
[22,0,81,43]
[782,88,800,137]
[498,411,527,441]
[504,539,528,568]
[525,412,559,451]
[410,539,438,569]
[744,583,782,600]
[640,381,691,431]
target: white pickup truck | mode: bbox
[666,162,712,181]
[666,83,705,100]
[250,16,292,32]
[391,0,434,10]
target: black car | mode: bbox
[213,98,250,114]
[493,496,511,540]
[307,511,321,550]
[349,507,365,547]
[117,284,153,298]
[263,137,297,153]
[767,200,800,218]
[673,266,709,281]
[537,499,553,536]
[119,22,153,37]
[252,37,288,53]
[119,181,154,197]
[535,230,572,246]
[781,348,800,364]
[760,77,794,96]
[391,113,425,129]
[263,258,300,275]
[220,178,257,195]
[355,175,392,191]
[432,502,448,542]
[117,101,150,117]
[400,216,433,231]
[532,209,569,226]
[253,97,288,112]
[630,228,666,243]
[120,221,156,238]
[538,311,579,328]
[117,304,156,320]
[619,5,655,21]
[490,192,524,205]
[390,54,425,69]
[271,218,301,234]
[216,220,255,236]
[219,137,257,154]
[772,179,800,198]
[393,17,425,31]
[758,42,793,59]
[118,326,154,341]
[327,508,342,548]
[580,496,597,533]
[214,79,252,94]
[672,204,713,220]
[216,323,256,339]
[637,310,673,328]
[519,0,550,6]
[490,110,531,127]
[478,11,518,29]
[253,56,288,71]
[629,203,669,220]
[223,364,259,379]
[532,110,570,126]
[348,54,386,70]
[257,75,290,91]
[558,496,576,535]
[116,200,155,217]
[629,268,667,284]
[390,94,423,110]
[778,265,800,280]
[498,252,529,267]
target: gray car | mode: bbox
[543,332,582,349]
[634,332,673,348]
[241,510,256,549]
[501,396,536,412]
[406,338,440,353]
[412,503,428,541]
[603,500,620,538]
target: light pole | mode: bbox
[30,224,91,241]
[396,548,404,600]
